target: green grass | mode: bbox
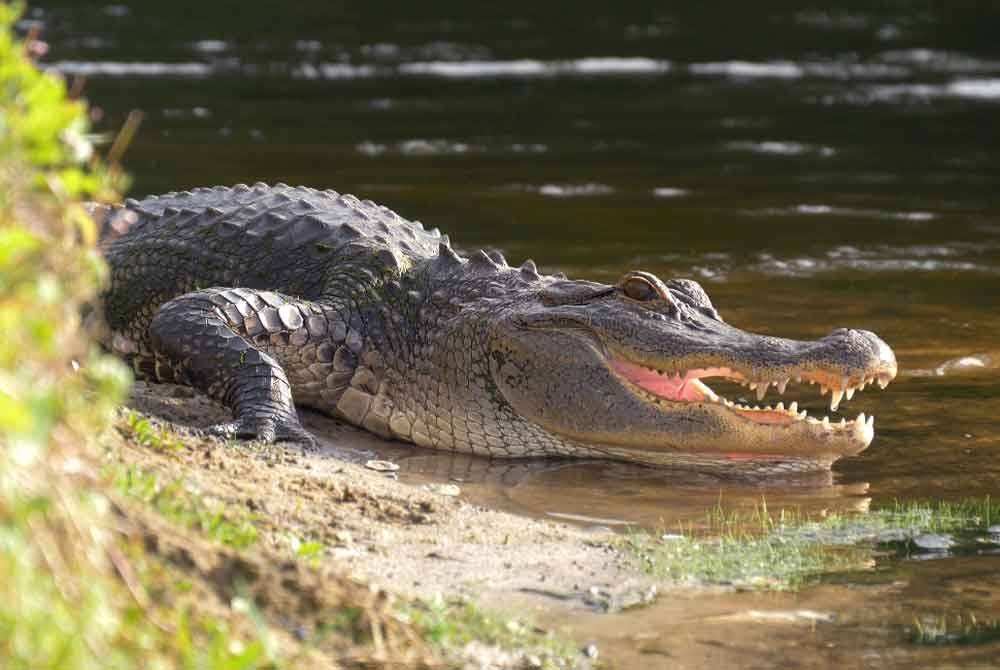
[399,594,582,669]
[624,497,998,591]
[120,409,186,452]
[907,613,1000,646]
[109,463,259,549]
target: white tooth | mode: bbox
[866,415,874,429]
[748,381,757,390]
[855,413,866,428]
[756,384,767,402]
[820,385,829,396]
[822,416,830,427]
[807,416,819,424]
[799,410,808,419]
[830,389,844,412]
[776,402,784,411]
[788,401,798,414]
[839,418,847,427]
[845,387,856,401]
[776,378,788,394]
[863,424,874,446]
[753,405,760,410]
[877,376,889,389]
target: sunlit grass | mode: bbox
[907,613,1000,646]
[399,594,581,669]
[624,497,998,590]
[120,408,186,452]
[109,462,260,549]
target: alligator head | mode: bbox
[480,267,897,473]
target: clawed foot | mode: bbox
[207,415,317,447]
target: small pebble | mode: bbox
[364,459,399,472]
[876,528,911,543]
[583,644,599,659]
[421,483,461,497]
[583,525,614,534]
[913,533,954,551]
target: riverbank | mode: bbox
[112,381,663,666]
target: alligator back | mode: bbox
[101,183,443,333]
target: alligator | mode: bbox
[94,183,897,474]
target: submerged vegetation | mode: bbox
[907,613,1000,646]
[625,497,998,590]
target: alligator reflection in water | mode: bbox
[305,409,873,530]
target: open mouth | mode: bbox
[608,353,897,449]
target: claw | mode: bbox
[207,415,315,446]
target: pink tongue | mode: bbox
[610,359,707,401]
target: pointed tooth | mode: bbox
[788,401,798,414]
[839,418,847,427]
[845,387,856,401]
[877,375,890,389]
[866,415,874,429]
[822,416,830,427]
[830,388,844,412]
[755,384,767,402]
[776,378,788,394]
[820,385,829,396]
[776,402,784,411]
[799,410,808,419]
[748,382,758,390]
[855,413,866,428]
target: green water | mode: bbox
[34,1,1000,665]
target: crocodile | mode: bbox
[95,183,897,474]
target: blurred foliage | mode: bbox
[0,4,278,668]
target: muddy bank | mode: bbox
[124,381,656,617]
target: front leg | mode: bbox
[149,287,331,444]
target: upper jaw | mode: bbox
[603,328,897,458]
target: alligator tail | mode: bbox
[85,201,140,250]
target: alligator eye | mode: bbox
[621,275,658,302]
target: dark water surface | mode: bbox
[33,1,1000,665]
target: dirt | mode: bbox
[120,381,655,624]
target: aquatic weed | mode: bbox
[907,613,1000,646]
[625,496,998,590]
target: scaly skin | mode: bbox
[97,183,897,474]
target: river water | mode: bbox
[34,1,1000,666]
